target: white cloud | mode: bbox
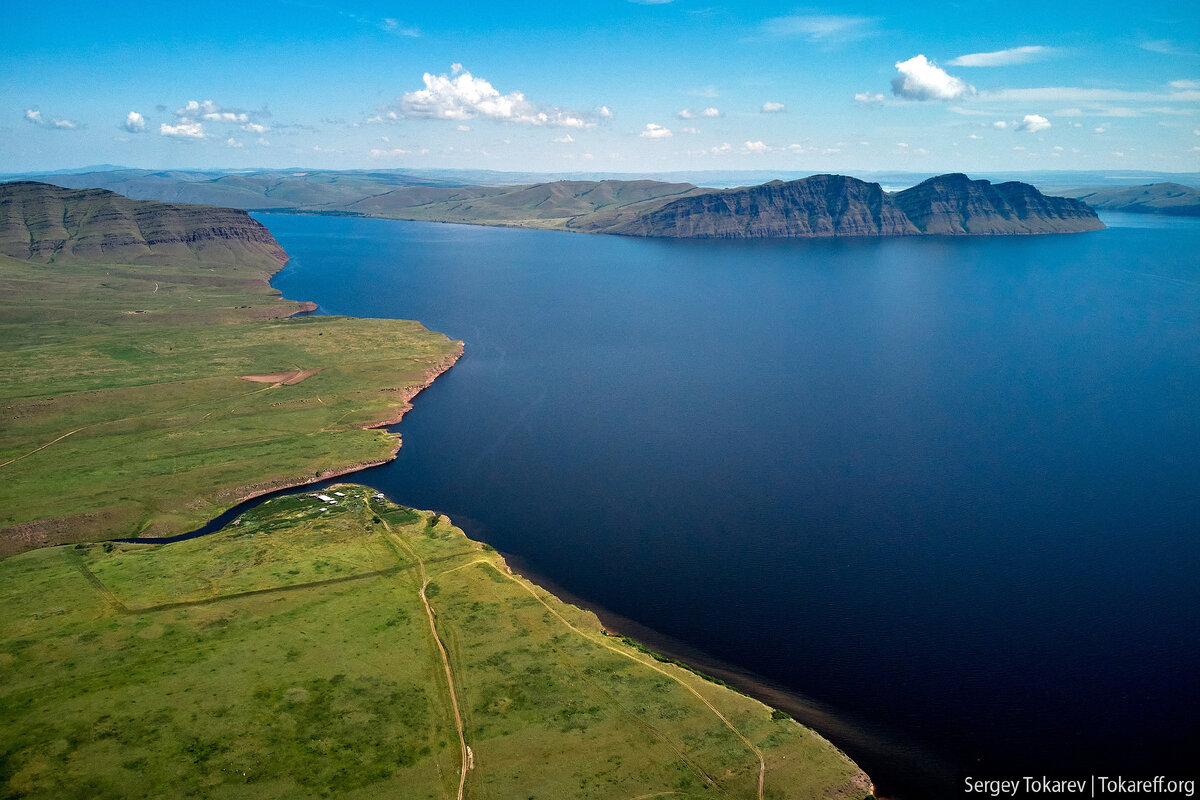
[679,126,700,134]
[370,148,412,158]
[1170,80,1200,90]
[243,122,267,134]
[399,67,598,128]
[640,123,672,139]
[124,111,146,133]
[176,100,248,123]
[993,121,1008,129]
[744,140,769,153]
[1095,124,1109,134]
[760,14,879,43]
[1194,129,1200,136]
[990,86,1200,103]
[456,124,471,131]
[968,133,983,140]
[761,101,786,113]
[1015,114,1051,133]
[854,92,884,104]
[24,109,78,129]
[553,134,574,143]
[1139,40,1194,56]
[161,121,205,138]
[678,107,721,119]
[597,105,614,119]
[891,55,975,101]
[380,18,419,37]
[256,137,270,146]
[225,137,244,148]
[949,46,1055,67]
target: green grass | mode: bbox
[0,250,461,554]
[0,485,871,799]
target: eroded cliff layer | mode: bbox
[0,181,288,267]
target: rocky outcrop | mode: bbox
[601,173,1103,238]
[0,181,288,268]
[604,174,921,238]
[892,173,1104,235]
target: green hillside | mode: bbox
[0,485,871,799]
[0,183,462,555]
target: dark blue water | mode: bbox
[261,212,1200,798]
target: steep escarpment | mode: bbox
[605,174,920,238]
[892,173,1104,235]
[0,181,288,268]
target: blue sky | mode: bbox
[3,0,1198,174]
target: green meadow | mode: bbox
[0,241,461,555]
[0,486,871,799]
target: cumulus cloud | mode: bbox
[891,55,975,101]
[679,126,699,134]
[25,108,78,129]
[553,134,575,143]
[225,137,244,148]
[854,92,885,104]
[761,102,786,113]
[678,107,721,119]
[1015,114,1051,132]
[177,100,248,123]
[993,121,1008,129]
[743,140,769,153]
[759,14,879,43]
[640,123,672,139]
[398,66,599,128]
[124,111,146,133]
[160,121,205,138]
[243,122,267,134]
[949,46,1055,67]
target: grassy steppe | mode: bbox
[0,186,462,554]
[0,485,871,799]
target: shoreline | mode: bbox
[121,340,464,545]
[226,341,464,507]
[495,547,957,800]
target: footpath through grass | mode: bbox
[0,485,871,799]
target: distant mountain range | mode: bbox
[1,171,1117,238]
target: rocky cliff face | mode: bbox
[603,173,1103,238]
[892,173,1105,235]
[605,174,921,238]
[0,181,288,268]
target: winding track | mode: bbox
[377,507,471,800]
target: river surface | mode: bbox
[259,212,1200,799]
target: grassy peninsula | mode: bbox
[0,182,871,798]
[0,182,462,555]
[0,486,871,798]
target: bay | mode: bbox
[262,212,1200,798]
